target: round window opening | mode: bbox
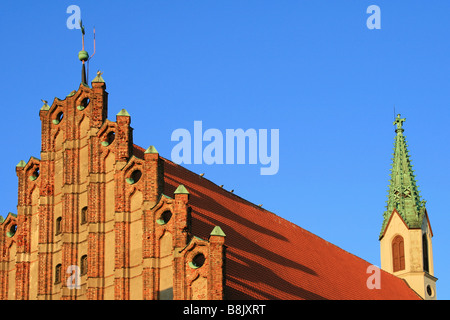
[77,98,90,111]
[29,168,40,181]
[6,224,17,238]
[189,253,206,269]
[53,112,64,125]
[102,131,115,146]
[156,210,172,225]
[426,285,433,297]
[126,170,142,185]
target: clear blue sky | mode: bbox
[1,1,449,299]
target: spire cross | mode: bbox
[394,114,405,132]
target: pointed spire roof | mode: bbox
[174,184,189,195]
[144,145,158,154]
[210,226,226,237]
[116,109,130,117]
[40,99,50,111]
[16,160,26,168]
[92,71,105,83]
[380,114,426,238]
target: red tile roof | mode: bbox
[135,143,420,300]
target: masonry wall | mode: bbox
[0,79,225,300]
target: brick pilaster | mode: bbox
[208,232,226,300]
[36,154,54,300]
[173,189,190,300]
[115,111,132,163]
[14,162,30,299]
[144,148,164,208]
[114,220,130,300]
[37,252,52,299]
[87,134,106,299]
[90,82,108,128]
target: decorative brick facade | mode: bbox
[0,77,226,300]
[0,72,424,301]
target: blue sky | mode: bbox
[1,1,449,299]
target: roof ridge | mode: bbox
[160,155,279,213]
[159,156,386,270]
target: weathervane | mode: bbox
[78,19,96,84]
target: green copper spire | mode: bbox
[210,226,226,237]
[117,109,130,117]
[16,160,26,168]
[144,145,158,154]
[92,70,104,83]
[380,114,426,238]
[174,184,189,195]
[40,99,50,111]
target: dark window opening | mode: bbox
[81,206,88,225]
[423,233,429,273]
[6,224,17,238]
[126,170,142,185]
[55,217,62,235]
[156,211,172,225]
[55,264,62,284]
[77,98,90,110]
[53,112,64,124]
[190,253,206,269]
[392,235,405,272]
[80,255,88,276]
[102,131,115,146]
[106,131,115,144]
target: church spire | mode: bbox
[380,114,427,238]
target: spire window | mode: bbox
[423,233,429,273]
[392,235,405,272]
